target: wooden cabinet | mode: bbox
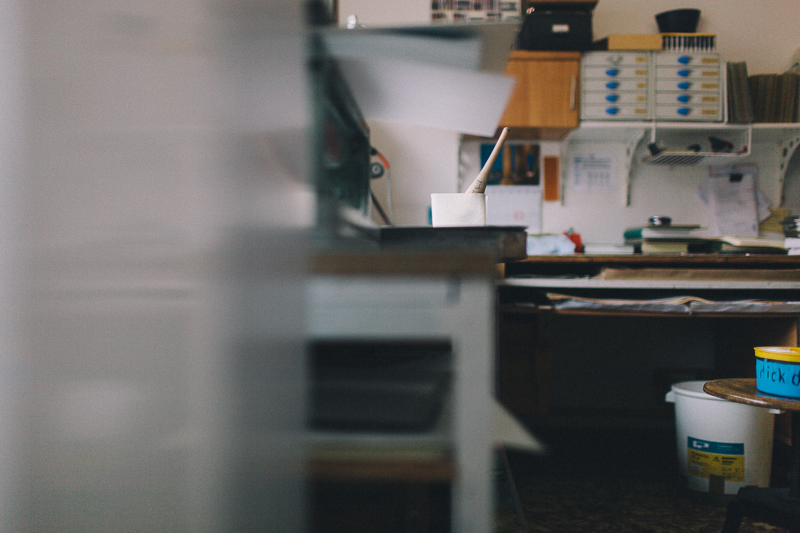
[498,51,581,139]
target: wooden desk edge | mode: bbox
[311,249,498,277]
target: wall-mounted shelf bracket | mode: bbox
[622,129,646,206]
[777,128,800,185]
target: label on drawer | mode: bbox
[687,437,744,481]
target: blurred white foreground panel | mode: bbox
[15,1,310,531]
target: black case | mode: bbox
[517,1,597,51]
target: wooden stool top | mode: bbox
[704,378,800,412]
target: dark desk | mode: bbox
[497,255,800,417]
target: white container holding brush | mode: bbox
[430,128,508,227]
[431,193,486,227]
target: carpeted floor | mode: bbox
[504,421,790,533]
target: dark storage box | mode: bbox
[517,1,597,51]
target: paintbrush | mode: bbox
[464,127,509,194]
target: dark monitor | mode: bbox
[308,32,372,233]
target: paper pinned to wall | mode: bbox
[485,185,542,232]
[569,153,616,191]
[699,164,769,237]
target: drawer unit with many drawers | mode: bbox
[653,52,722,121]
[581,51,723,121]
[581,52,650,120]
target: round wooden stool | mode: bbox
[704,378,800,533]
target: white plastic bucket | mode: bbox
[665,380,777,495]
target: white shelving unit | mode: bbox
[562,121,800,206]
[307,270,496,533]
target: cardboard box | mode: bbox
[593,33,662,51]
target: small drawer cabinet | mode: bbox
[581,51,650,120]
[581,51,723,121]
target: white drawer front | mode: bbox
[583,79,648,92]
[655,92,720,105]
[582,104,651,120]
[654,53,720,67]
[656,66,720,80]
[654,104,722,121]
[584,66,649,80]
[582,51,650,67]
[583,92,648,105]
[655,78,721,93]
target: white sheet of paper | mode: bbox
[337,56,514,137]
[323,25,518,137]
[570,154,616,191]
[484,185,542,232]
[699,165,760,237]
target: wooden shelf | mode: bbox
[308,444,456,482]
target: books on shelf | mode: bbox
[748,71,800,123]
[726,61,754,124]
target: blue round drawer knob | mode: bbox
[677,81,692,90]
[605,81,619,89]
[605,68,619,77]
[677,55,691,64]
[605,94,619,102]
[605,107,620,115]
[676,107,691,116]
[677,69,691,77]
[677,94,691,103]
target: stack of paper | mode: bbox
[785,236,800,255]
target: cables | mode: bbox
[369,147,394,225]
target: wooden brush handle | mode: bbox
[465,127,509,194]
